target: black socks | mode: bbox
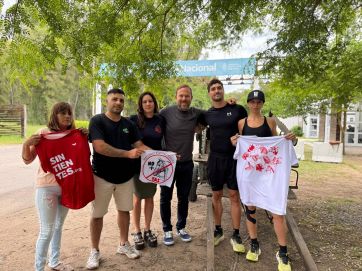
[279,245,288,254]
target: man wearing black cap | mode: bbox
[86,88,150,269]
[202,78,248,253]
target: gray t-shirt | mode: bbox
[160,105,204,162]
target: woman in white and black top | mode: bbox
[232,90,296,271]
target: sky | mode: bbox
[1,0,16,15]
[2,0,271,92]
[202,31,272,60]
[201,31,272,92]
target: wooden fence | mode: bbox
[0,105,26,137]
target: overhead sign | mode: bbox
[99,58,256,78]
[176,58,256,77]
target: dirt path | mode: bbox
[0,145,361,270]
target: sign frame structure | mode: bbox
[175,58,256,77]
[94,58,258,113]
[98,58,257,78]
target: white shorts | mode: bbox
[91,175,134,218]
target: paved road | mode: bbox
[0,137,201,216]
[0,145,38,216]
[0,139,200,216]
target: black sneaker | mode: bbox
[230,233,245,253]
[214,228,224,246]
[132,232,145,250]
[144,230,157,247]
[276,251,291,271]
[246,242,261,261]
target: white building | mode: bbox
[280,103,362,154]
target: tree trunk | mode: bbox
[72,72,80,119]
[342,108,347,155]
[10,86,14,105]
[73,90,79,117]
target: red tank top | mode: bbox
[36,129,95,209]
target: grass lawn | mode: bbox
[289,152,362,271]
[0,120,88,145]
[0,124,43,145]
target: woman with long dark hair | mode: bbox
[129,92,164,250]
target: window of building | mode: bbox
[309,115,318,138]
[345,103,362,146]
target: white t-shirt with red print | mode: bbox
[233,136,298,215]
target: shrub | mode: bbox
[75,120,89,128]
[291,125,304,137]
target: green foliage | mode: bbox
[225,89,250,108]
[0,122,87,144]
[205,1,362,119]
[26,124,44,136]
[291,125,304,137]
[1,0,361,123]
[3,0,209,94]
[75,120,89,128]
[256,1,362,120]
[263,39,362,118]
[257,1,361,80]
[0,124,43,145]
[141,77,212,110]
[22,61,94,124]
[0,0,210,121]
[205,0,267,47]
[0,135,23,145]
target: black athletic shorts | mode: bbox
[207,152,238,191]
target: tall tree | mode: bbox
[1,0,361,123]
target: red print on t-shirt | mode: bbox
[241,144,282,174]
[154,125,162,134]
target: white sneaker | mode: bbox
[163,231,175,246]
[176,228,192,242]
[116,242,140,259]
[49,262,74,271]
[86,248,100,270]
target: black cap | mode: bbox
[247,90,265,102]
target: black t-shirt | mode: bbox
[203,104,247,155]
[129,114,164,150]
[129,114,164,172]
[89,113,141,184]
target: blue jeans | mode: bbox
[160,160,193,232]
[35,186,68,271]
